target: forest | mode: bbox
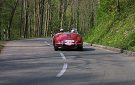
[0,0,97,40]
[0,0,135,51]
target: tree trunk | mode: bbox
[69,0,73,29]
[90,0,94,28]
[61,0,67,28]
[40,0,45,37]
[98,0,100,7]
[34,0,37,37]
[34,0,40,37]
[28,14,31,37]
[44,3,47,36]
[45,1,48,37]
[0,1,2,40]
[0,23,1,40]
[20,0,23,37]
[46,0,50,37]
[30,17,32,37]
[76,0,80,29]
[116,0,120,12]
[24,0,29,38]
[44,0,51,37]
[7,0,19,39]
[59,0,63,25]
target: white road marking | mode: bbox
[56,63,68,77]
[60,53,66,60]
[56,53,68,77]
[44,41,51,46]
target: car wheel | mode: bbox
[54,43,58,51]
[77,46,83,51]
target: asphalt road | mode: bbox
[0,38,135,85]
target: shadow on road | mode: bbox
[5,46,48,47]
[83,48,95,51]
[59,48,96,51]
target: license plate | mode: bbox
[64,40,74,43]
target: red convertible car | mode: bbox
[53,32,83,51]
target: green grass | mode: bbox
[0,44,3,47]
[0,45,4,50]
[83,1,135,51]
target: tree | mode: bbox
[90,0,95,28]
[40,0,45,37]
[98,0,100,7]
[59,0,67,28]
[76,0,80,29]
[44,0,51,37]
[24,0,29,38]
[34,0,37,37]
[0,0,110,40]
[69,0,73,28]
[116,0,120,12]
[7,0,19,39]
[20,0,24,37]
[0,1,2,40]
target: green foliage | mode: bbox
[83,0,135,51]
[0,0,135,53]
[100,0,116,13]
[0,45,3,49]
[0,0,21,40]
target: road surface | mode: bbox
[0,38,135,85]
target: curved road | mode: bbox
[0,38,135,85]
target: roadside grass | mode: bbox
[83,3,135,52]
[0,42,5,53]
[0,45,3,49]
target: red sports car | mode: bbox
[53,32,83,51]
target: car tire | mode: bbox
[54,43,58,51]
